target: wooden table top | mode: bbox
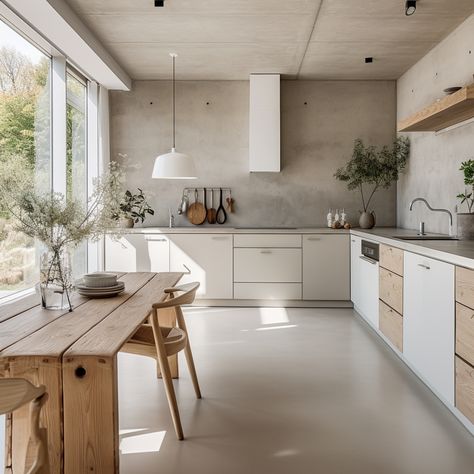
[0,272,182,360]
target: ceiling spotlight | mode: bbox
[154,0,164,6]
[405,0,417,16]
[365,57,373,64]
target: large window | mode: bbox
[0,18,51,297]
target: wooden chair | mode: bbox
[0,378,49,474]
[122,282,201,440]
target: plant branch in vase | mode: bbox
[0,158,124,311]
[334,137,410,229]
[113,188,154,228]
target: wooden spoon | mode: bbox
[207,189,217,224]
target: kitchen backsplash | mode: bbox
[110,80,397,228]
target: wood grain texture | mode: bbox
[1,273,154,358]
[6,356,62,474]
[397,84,474,132]
[456,302,474,367]
[456,356,474,424]
[456,266,474,309]
[0,294,40,323]
[379,244,403,276]
[64,273,182,358]
[379,267,403,315]
[62,355,117,473]
[379,300,403,352]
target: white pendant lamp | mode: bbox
[152,53,196,179]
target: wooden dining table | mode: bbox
[0,271,182,474]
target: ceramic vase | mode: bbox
[359,211,376,229]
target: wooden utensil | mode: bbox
[216,188,227,224]
[187,189,206,225]
[226,190,235,213]
[207,188,217,224]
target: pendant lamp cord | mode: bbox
[172,54,176,149]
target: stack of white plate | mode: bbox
[76,272,125,298]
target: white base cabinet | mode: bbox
[350,236,362,308]
[168,234,233,299]
[404,252,455,404]
[303,234,350,300]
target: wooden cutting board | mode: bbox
[187,190,206,225]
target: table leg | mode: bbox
[62,355,118,474]
[3,356,62,474]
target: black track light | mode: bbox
[405,0,417,16]
[155,0,164,7]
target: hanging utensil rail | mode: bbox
[183,187,232,192]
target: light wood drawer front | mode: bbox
[234,283,302,300]
[234,248,302,283]
[456,302,474,366]
[379,300,403,352]
[456,266,474,309]
[234,234,301,248]
[380,244,403,276]
[379,267,403,314]
[456,356,474,424]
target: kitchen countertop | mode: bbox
[352,227,474,270]
[116,226,474,269]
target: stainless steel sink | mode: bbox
[392,235,459,241]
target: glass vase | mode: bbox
[39,247,73,311]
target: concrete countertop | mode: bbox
[123,226,349,234]
[352,227,474,270]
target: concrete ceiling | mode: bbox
[65,0,474,81]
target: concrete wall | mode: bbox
[110,80,396,228]
[397,14,474,234]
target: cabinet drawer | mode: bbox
[234,248,302,283]
[379,267,403,314]
[234,234,301,248]
[456,266,474,309]
[379,300,403,352]
[456,302,474,366]
[380,244,403,276]
[456,356,474,424]
[234,283,302,300]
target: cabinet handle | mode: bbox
[149,238,167,242]
[417,263,430,270]
[351,239,356,242]
[212,236,229,240]
[182,264,191,274]
[307,237,321,241]
[260,250,272,254]
[359,256,377,265]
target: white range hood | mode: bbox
[249,74,281,172]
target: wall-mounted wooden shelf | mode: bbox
[397,84,474,132]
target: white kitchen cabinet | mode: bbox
[404,252,455,404]
[249,74,280,172]
[303,234,350,300]
[350,235,362,309]
[168,234,233,299]
[234,248,302,283]
[357,243,379,328]
[105,234,169,272]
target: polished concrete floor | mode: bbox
[118,307,474,474]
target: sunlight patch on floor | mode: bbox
[120,430,166,454]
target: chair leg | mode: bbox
[175,306,202,399]
[151,309,184,440]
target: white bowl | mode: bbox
[83,272,118,288]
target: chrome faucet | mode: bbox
[409,198,453,236]
[168,208,175,228]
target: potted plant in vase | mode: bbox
[334,137,410,229]
[113,188,154,228]
[0,159,124,311]
[456,159,474,239]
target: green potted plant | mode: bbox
[456,159,474,239]
[114,188,154,228]
[334,137,410,229]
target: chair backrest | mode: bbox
[152,282,200,310]
[0,378,46,415]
